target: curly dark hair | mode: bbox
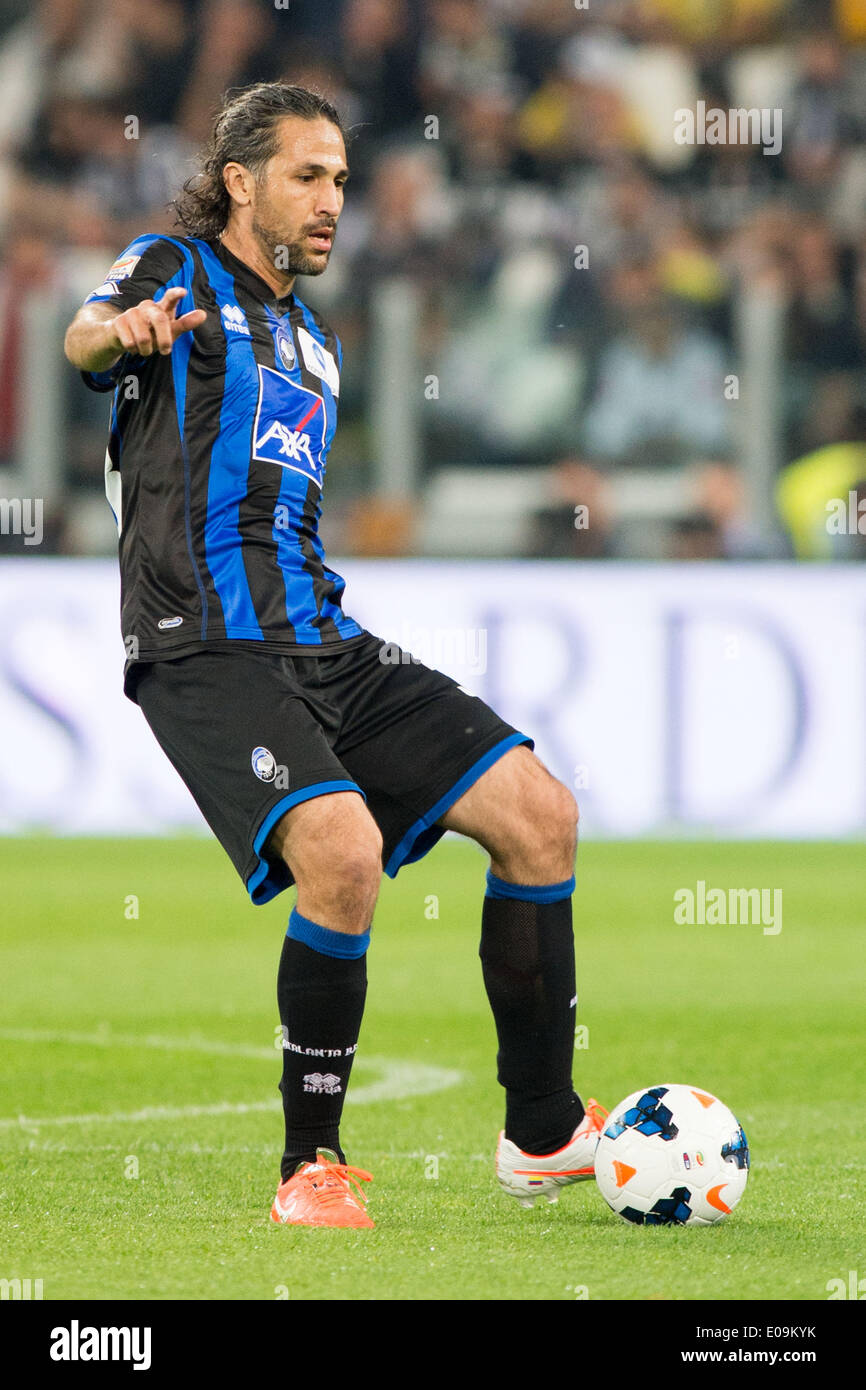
[173,82,348,239]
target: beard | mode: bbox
[251,214,332,278]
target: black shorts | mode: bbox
[130,632,532,905]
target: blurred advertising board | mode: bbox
[1,560,863,839]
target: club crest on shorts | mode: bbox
[251,746,277,782]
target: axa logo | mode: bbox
[252,365,326,487]
[303,1072,342,1095]
[256,421,315,470]
[221,303,251,336]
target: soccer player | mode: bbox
[63,83,606,1228]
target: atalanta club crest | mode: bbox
[276,322,296,372]
[251,746,277,782]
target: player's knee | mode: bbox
[278,797,383,931]
[516,777,578,877]
[542,780,579,868]
[320,832,382,929]
[332,826,384,897]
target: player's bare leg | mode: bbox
[268,791,382,934]
[439,743,578,884]
[266,792,381,1226]
[439,745,607,1204]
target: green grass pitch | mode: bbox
[1,836,863,1301]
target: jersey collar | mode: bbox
[211,238,295,310]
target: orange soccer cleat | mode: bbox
[270,1149,375,1228]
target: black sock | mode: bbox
[277,932,367,1180]
[480,887,584,1155]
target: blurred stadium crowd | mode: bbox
[2,0,866,558]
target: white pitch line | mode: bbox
[0,1026,278,1061]
[0,1030,462,1130]
[0,1099,283,1130]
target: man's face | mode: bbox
[248,116,348,276]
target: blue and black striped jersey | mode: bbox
[82,233,364,664]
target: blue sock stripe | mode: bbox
[485,871,575,903]
[287,907,370,959]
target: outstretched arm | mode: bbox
[64,288,206,374]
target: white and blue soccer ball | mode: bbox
[594,1083,750,1226]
